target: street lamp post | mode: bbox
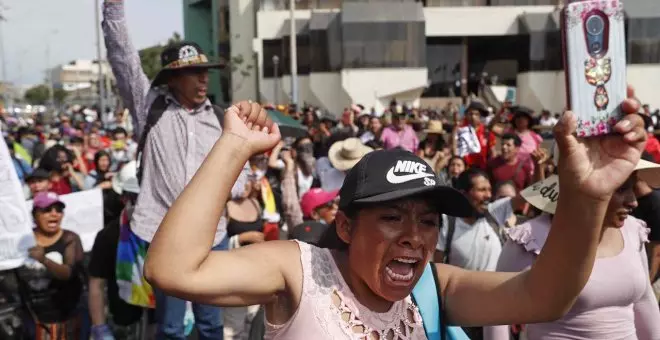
[272,55,279,104]
[289,0,298,107]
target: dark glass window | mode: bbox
[423,37,462,98]
[262,39,284,79]
[627,18,660,64]
[310,30,331,72]
[281,34,311,75]
[341,21,425,69]
[527,31,562,71]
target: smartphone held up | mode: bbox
[561,0,626,137]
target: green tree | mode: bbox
[53,88,68,104]
[139,32,182,80]
[24,85,50,105]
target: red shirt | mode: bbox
[464,123,496,169]
[645,134,660,163]
[50,177,72,195]
[487,156,533,192]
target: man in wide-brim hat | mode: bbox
[102,1,250,339]
[151,41,224,89]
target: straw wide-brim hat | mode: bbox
[521,160,660,214]
[328,138,374,171]
[424,120,445,135]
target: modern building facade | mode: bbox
[184,0,660,114]
[50,60,115,106]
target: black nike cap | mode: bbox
[338,149,474,217]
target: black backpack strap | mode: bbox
[484,210,507,245]
[136,95,168,184]
[443,216,457,264]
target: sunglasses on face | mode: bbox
[319,199,339,210]
[36,204,64,214]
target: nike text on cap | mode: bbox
[338,149,474,218]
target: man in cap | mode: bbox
[103,1,249,339]
[25,168,52,199]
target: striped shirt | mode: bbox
[103,2,248,245]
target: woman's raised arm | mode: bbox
[144,102,303,306]
[438,88,646,327]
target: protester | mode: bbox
[451,101,496,169]
[25,168,52,199]
[417,120,448,173]
[5,137,32,184]
[83,150,114,190]
[102,0,250,338]
[88,164,148,340]
[38,145,85,195]
[16,192,84,340]
[145,95,648,339]
[435,167,525,276]
[381,112,419,152]
[485,167,660,340]
[486,133,534,192]
[632,152,660,299]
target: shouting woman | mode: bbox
[146,93,647,339]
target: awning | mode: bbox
[278,19,310,38]
[518,12,559,33]
[625,0,660,19]
[341,2,424,23]
[310,12,338,30]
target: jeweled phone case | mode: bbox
[562,0,626,137]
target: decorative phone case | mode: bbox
[562,0,626,137]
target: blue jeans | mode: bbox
[154,238,228,340]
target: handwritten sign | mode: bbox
[26,189,104,252]
[0,137,36,271]
[520,175,559,214]
[455,126,481,158]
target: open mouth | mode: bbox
[385,257,421,287]
[46,219,59,229]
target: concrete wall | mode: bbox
[424,5,557,37]
[517,65,660,114]
[230,0,258,101]
[341,68,428,113]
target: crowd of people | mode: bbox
[1,0,660,340]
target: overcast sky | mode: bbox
[1,0,183,86]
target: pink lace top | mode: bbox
[484,215,660,340]
[265,241,428,340]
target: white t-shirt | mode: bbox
[436,197,513,271]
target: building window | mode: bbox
[310,30,331,72]
[627,18,660,64]
[262,39,284,79]
[423,37,462,98]
[262,36,312,78]
[341,22,425,69]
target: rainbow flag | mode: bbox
[115,208,155,308]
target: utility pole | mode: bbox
[95,0,106,116]
[289,0,298,108]
[46,43,54,106]
[0,2,7,83]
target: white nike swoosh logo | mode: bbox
[386,168,434,184]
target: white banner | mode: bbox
[0,138,36,271]
[26,189,104,252]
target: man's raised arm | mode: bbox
[102,0,151,138]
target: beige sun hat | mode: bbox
[424,120,445,135]
[521,160,660,214]
[328,138,374,171]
